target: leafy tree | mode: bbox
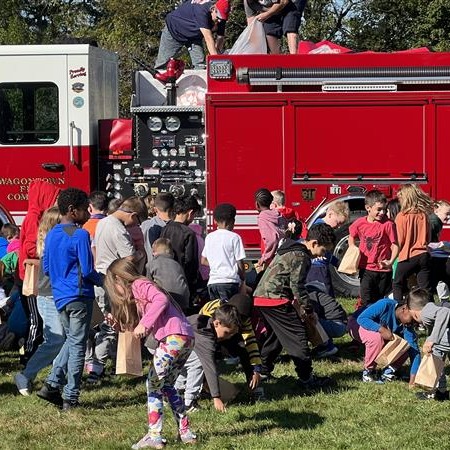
[0,0,33,44]
[346,0,429,51]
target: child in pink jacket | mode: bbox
[255,188,286,271]
[105,258,196,449]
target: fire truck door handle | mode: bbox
[69,121,76,165]
[42,163,65,172]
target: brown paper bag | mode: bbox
[90,300,105,328]
[291,300,329,347]
[116,331,143,377]
[304,314,329,347]
[338,246,360,275]
[375,334,410,368]
[22,260,40,296]
[414,354,445,390]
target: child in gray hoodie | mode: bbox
[148,238,190,312]
[408,287,450,401]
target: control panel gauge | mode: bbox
[170,160,178,168]
[152,161,160,168]
[123,168,131,176]
[161,160,169,168]
[194,169,203,178]
[152,148,160,157]
[169,148,178,156]
[113,173,121,182]
[165,116,181,132]
[160,148,169,157]
[147,116,163,132]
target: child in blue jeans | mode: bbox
[14,206,64,396]
[105,257,196,449]
[37,188,101,410]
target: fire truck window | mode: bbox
[0,82,59,145]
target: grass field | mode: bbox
[0,298,448,450]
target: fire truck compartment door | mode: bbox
[293,100,428,183]
[208,101,285,248]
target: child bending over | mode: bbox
[177,294,262,412]
[105,258,196,449]
[408,288,450,401]
[348,289,426,384]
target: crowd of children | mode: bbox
[2,182,450,448]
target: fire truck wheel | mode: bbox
[330,223,360,298]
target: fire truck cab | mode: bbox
[0,44,118,225]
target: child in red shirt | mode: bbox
[348,190,398,306]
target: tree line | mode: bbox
[2,0,450,115]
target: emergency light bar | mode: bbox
[236,66,450,86]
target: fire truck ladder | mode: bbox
[236,66,450,88]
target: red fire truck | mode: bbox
[3,45,450,296]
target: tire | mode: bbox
[330,223,360,298]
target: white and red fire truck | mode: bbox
[2,44,450,295]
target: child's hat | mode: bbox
[215,0,230,20]
[228,294,253,318]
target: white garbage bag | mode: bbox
[229,20,268,55]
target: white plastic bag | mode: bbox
[229,20,268,55]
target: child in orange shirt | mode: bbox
[392,184,434,303]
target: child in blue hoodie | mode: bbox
[348,290,424,384]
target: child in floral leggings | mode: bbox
[105,258,196,449]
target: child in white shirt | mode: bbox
[201,203,246,301]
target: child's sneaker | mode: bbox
[416,390,450,401]
[185,400,200,413]
[36,382,63,407]
[380,366,396,383]
[179,430,197,445]
[131,434,165,449]
[299,373,333,390]
[315,341,339,359]
[224,356,240,365]
[14,372,31,396]
[362,369,378,383]
[86,370,104,384]
[251,386,267,402]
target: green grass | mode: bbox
[0,298,448,449]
